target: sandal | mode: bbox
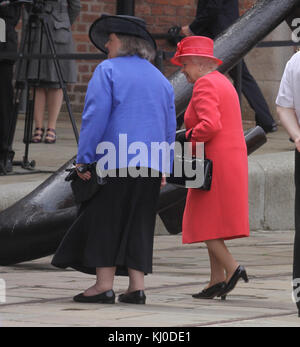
[31,127,45,143]
[44,128,56,144]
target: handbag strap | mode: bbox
[186,128,193,141]
[186,128,208,160]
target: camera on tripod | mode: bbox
[1,0,56,14]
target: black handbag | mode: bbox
[166,130,213,190]
[167,157,212,190]
[65,162,106,204]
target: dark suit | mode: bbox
[189,0,276,132]
[0,3,20,171]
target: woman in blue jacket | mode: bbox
[52,15,177,305]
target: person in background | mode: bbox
[276,51,300,317]
[28,0,80,144]
[181,0,277,134]
[171,36,249,300]
[52,15,177,305]
[0,1,20,174]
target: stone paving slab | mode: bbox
[0,231,299,327]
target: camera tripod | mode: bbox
[8,3,79,172]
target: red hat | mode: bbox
[171,36,223,67]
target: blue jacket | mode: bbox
[76,55,177,174]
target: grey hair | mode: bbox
[188,56,219,71]
[116,34,156,62]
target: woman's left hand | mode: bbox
[76,164,92,181]
[181,25,193,37]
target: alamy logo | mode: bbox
[0,279,6,303]
[291,18,300,43]
[292,279,300,303]
[0,17,6,43]
[95,134,205,188]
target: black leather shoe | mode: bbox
[5,158,13,173]
[0,159,13,175]
[0,160,6,175]
[217,265,249,298]
[118,290,146,304]
[262,123,278,134]
[192,282,227,300]
[269,123,278,133]
[73,289,115,304]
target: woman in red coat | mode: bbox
[171,36,250,300]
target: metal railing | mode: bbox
[0,38,298,65]
[0,34,298,106]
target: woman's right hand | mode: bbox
[76,164,92,181]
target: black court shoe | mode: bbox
[192,282,227,300]
[73,289,115,304]
[217,265,249,298]
[118,290,146,304]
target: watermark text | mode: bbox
[0,17,6,43]
[291,18,300,43]
[0,279,6,304]
[292,279,300,303]
[94,134,205,188]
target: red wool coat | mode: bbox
[182,71,249,243]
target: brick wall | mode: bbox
[66,1,256,113]
[239,0,256,14]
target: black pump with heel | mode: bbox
[217,265,249,298]
[192,282,227,300]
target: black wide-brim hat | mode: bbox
[89,14,157,54]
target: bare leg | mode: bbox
[45,88,63,141]
[205,239,239,283]
[127,268,145,293]
[206,248,226,288]
[32,88,46,142]
[34,88,47,127]
[84,266,116,297]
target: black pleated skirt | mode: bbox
[51,175,162,276]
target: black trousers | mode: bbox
[294,150,300,314]
[229,60,275,132]
[0,61,14,162]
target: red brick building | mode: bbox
[67,0,257,113]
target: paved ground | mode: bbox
[0,116,299,327]
[0,230,298,327]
